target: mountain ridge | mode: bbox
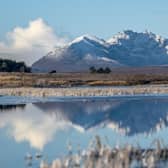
[32,30,168,72]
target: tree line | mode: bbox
[0,59,31,72]
[89,66,111,74]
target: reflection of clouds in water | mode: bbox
[1,97,168,150]
[0,104,84,150]
[0,100,121,150]
[107,122,130,135]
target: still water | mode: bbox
[0,95,168,168]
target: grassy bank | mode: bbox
[1,66,168,87]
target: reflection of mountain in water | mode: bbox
[1,96,168,150]
[34,99,122,129]
[34,97,168,135]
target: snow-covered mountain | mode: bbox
[107,30,168,66]
[32,30,168,72]
[32,35,121,72]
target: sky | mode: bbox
[0,0,168,65]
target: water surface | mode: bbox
[0,95,168,168]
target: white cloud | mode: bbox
[0,18,68,65]
[0,104,84,150]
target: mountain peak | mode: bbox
[70,34,106,46]
[107,30,130,44]
[32,30,168,72]
[107,30,166,45]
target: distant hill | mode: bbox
[32,30,168,73]
[0,59,30,72]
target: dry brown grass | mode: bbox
[88,80,127,86]
[1,66,168,87]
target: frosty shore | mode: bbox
[0,85,168,97]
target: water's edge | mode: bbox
[0,85,168,98]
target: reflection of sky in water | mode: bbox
[0,96,168,168]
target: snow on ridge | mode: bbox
[107,31,130,44]
[32,30,168,72]
[84,54,120,64]
[46,29,168,57]
[107,30,167,46]
[70,34,108,46]
[98,57,119,63]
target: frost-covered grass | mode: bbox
[39,137,168,168]
[1,85,168,97]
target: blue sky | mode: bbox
[1,0,168,39]
[0,0,168,64]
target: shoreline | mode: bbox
[1,85,168,97]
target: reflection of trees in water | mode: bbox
[0,104,26,111]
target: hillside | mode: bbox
[32,30,168,72]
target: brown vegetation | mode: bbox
[1,66,168,87]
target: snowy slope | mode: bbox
[32,31,168,72]
[108,30,168,66]
[32,35,121,72]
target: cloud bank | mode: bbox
[0,18,68,65]
[0,104,84,150]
